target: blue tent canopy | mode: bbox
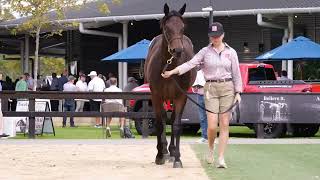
[101,39,151,63]
[256,36,320,61]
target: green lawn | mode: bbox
[11,125,320,139]
[193,144,320,180]
[13,126,142,139]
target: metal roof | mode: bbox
[1,0,320,27]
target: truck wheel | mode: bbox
[291,124,319,137]
[134,107,157,136]
[182,125,200,135]
[254,123,287,138]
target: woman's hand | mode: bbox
[234,93,241,103]
[161,70,173,78]
[161,68,179,79]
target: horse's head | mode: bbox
[161,3,186,58]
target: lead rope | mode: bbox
[162,55,239,114]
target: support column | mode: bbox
[24,34,30,73]
[288,15,294,79]
[122,22,128,89]
[20,41,24,74]
[209,0,213,26]
[281,29,288,71]
[118,36,123,89]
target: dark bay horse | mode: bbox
[144,3,196,168]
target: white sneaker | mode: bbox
[106,127,111,137]
[94,124,102,128]
[205,150,214,164]
[196,138,208,144]
[217,158,228,168]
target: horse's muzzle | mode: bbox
[173,48,183,58]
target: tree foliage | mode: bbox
[1,0,118,90]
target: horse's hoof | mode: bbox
[163,153,170,161]
[168,156,175,163]
[155,157,165,165]
[173,160,183,168]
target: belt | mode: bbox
[206,78,232,83]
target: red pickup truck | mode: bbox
[130,62,315,138]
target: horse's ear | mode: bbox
[164,3,169,16]
[179,3,186,15]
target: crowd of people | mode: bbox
[0,70,140,138]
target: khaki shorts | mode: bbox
[204,81,235,114]
[101,102,126,112]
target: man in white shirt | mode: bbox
[63,75,78,127]
[88,71,106,128]
[75,74,88,112]
[102,77,126,138]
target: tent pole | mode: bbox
[288,15,294,79]
[122,21,128,90]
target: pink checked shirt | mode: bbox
[177,43,243,93]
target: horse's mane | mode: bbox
[160,11,185,30]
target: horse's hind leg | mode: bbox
[152,96,166,165]
[172,95,187,168]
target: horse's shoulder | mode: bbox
[149,35,163,50]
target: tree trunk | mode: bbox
[33,27,41,91]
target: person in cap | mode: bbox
[123,76,139,92]
[87,71,106,128]
[162,22,242,168]
[102,77,126,138]
[62,75,78,127]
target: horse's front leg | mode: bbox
[168,110,176,162]
[161,109,170,159]
[152,96,166,165]
[172,95,187,168]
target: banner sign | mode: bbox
[239,93,320,123]
[15,100,55,135]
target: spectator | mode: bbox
[279,70,290,80]
[3,76,16,111]
[105,72,115,88]
[88,71,105,128]
[123,77,139,92]
[75,70,85,84]
[102,77,125,138]
[2,76,15,91]
[50,73,59,111]
[75,74,88,112]
[192,69,208,143]
[36,75,47,91]
[0,75,9,138]
[58,69,68,91]
[24,73,34,91]
[15,74,27,91]
[0,73,2,91]
[62,75,78,127]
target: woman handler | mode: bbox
[162,22,242,168]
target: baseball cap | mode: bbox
[68,75,75,81]
[88,71,97,76]
[128,77,137,82]
[208,22,224,37]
